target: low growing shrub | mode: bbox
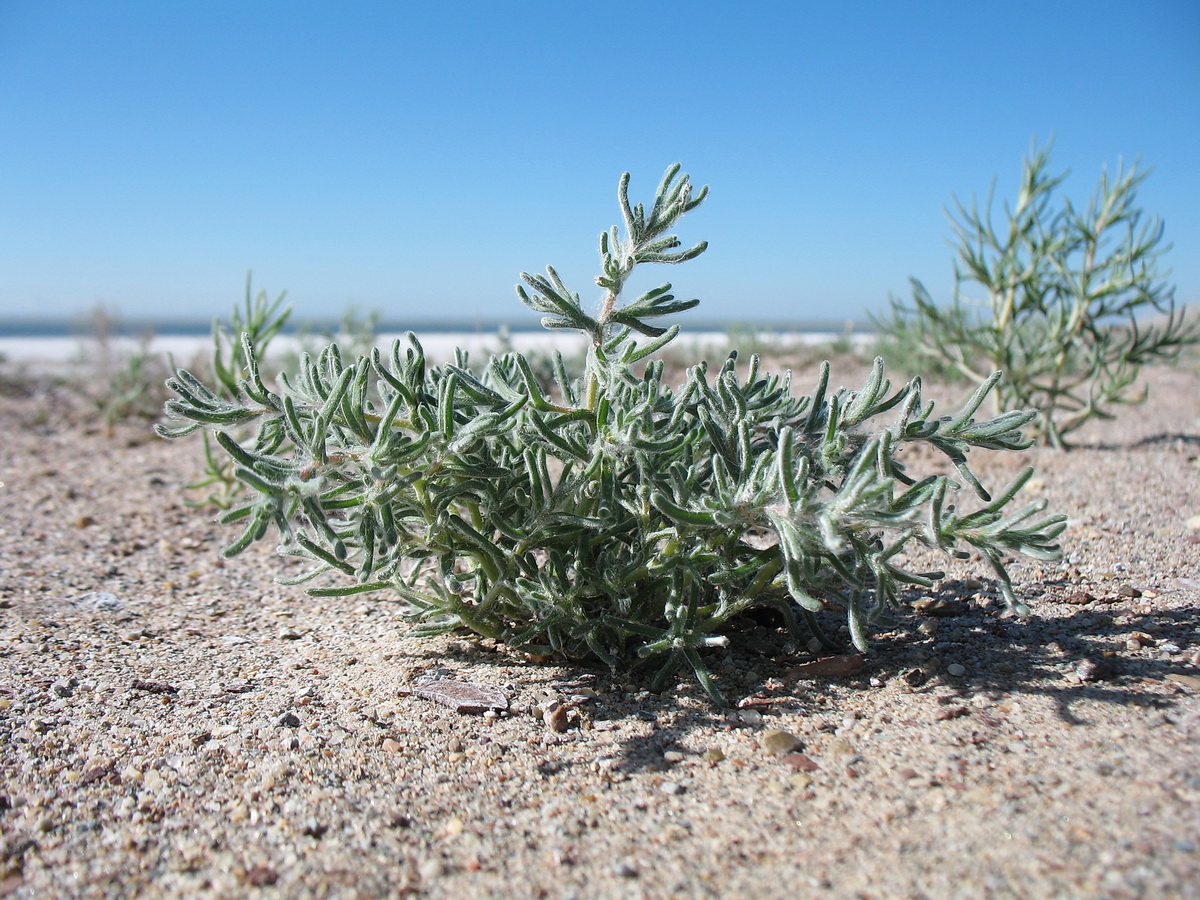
[157,165,1065,704]
[876,141,1198,448]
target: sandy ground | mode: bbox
[1,355,1198,899]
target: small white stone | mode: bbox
[947,663,966,677]
[417,858,445,880]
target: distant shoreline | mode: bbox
[0,326,871,368]
[0,316,872,339]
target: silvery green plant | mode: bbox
[877,142,1198,449]
[210,273,291,399]
[157,165,1065,705]
[184,276,292,509]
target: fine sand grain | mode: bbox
[1,359,1198,899]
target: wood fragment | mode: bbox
[736,695,775,710]
[933,705,970,721]
[78,762,114,786]
[1166,673,1200,691]
[912,597,968,617]
[783,653,865,682]
[131,679,178,695]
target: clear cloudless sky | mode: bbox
[1,0,1197,327]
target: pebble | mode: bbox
[782,753,820,772]
[702,747,726,764]
[417,858,445,880]
[1075,658,1114,683]
[74,591,123,613]
[660,781,686,796]
[726,709,763,726]
[613,861,639,878]
[543,703,571,733]
[946,663,966,677]
[933,705,969,721]
[761,729,802,756]
[828,738,854,756]
[244,866,278,887]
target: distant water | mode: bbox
[0,317,866,369]
[0,317,558,338]
[0,331,593,367]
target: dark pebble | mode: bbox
[933,705,969,721]
[243,866,278,886]
[1076,658,1115,682]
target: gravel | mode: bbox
[1,360,1198,898]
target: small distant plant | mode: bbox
[185,276,291,508]
[211,274,292,397]
[98,349,170,430]
[877,141,1198,448]
[73,304,172,431]
[289,304,382,370]
[157,165,1064,704]
[828,321,860,358]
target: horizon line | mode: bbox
[0,314,876,339]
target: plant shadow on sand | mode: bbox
[1071,429,1200,453]
[390,572,1199,776]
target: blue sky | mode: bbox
[1,1,1197,327]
